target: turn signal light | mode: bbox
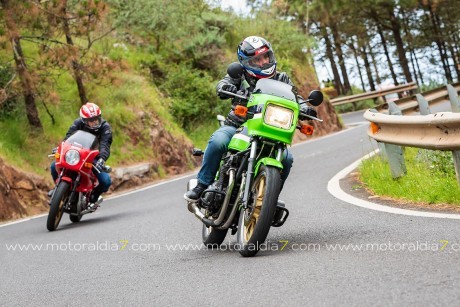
[84,162,93,168]
[235,105,248,117]
[300,124,314,135]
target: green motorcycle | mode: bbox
[186,63,323,257]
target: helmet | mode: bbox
[237,36,276,79]
[80,102,102,130]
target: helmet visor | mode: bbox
[242,50,276,71]
[82,115,102,129]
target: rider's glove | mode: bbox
[300,106,317,119]
[51,147,58,154]
[219,84,238,99]
[94,158,105,172]
[222,84,238,94]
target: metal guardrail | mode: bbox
[364,82,460,184]
[364,111,460,150]
[331,82,417,106]
[376,81,460,114]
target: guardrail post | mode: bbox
[388,101,402,116]
[415,94,431,115]
[384,102,407,178]
[369,109,387,155]
[453,151,460,185]
[447,84,459,112]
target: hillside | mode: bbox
[0,1,342,221]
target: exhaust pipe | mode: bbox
[187,169,236,227]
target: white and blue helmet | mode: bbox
[237,36,276,79]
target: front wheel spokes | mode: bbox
[245,176,266,241]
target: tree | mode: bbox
[1,0,42,130]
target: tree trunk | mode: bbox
[361,45,376,92]
[59,0,88,105]
[330,23,352,94]
[348,38,366,91]
[371,10,399,86]
[386,5,413,84]
[426,2,453,82]
[321,26,344,95]
[2,0,42,130]
[369,43,382,87]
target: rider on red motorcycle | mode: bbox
[49,102,113,211]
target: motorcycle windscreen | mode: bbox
[253,78,297,102]
[66,130,99,150]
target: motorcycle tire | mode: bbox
[202,224,228,248]
[47,181,70,231]
[237,165,280,257]
[69,215,82,223]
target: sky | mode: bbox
[211,0,250,15]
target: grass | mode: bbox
[359,147,460,205]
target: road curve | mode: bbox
[1,121,460,306]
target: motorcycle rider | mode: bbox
[49,102,113,211]
[184,36,317,203]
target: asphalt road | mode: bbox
[1,112,459,306]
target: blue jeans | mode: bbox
[197,125,293,186]
[51,161,112,199]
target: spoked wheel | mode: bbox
[237,165,280,257]
[202,223,228,248]
[47,181,70,231]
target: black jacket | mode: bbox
[64,118,113,161]
[216,72,296,127]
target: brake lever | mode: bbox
[218,90,248,100]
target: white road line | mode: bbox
[328,150,460,219]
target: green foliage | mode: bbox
[415,149,455,176]
[0,0,321,179]
[184,30,226,70]
[160,64,226,131]
[359,147,460,205]
[0,64,20,119]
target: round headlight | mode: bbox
[65,150,80,165]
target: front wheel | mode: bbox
[47,181,70,231]
[237,165,280,257]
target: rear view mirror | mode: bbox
[227,62,244,79]
[307,90,323,106]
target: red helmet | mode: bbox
[80,102,102,130]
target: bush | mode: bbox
[0,64,20,119]
[161,64,226,131]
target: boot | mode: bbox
[184,183,207,202]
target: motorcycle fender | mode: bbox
[61,176,73,184]
[254,158,283,177]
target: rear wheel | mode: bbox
[202,224,228,248]
[237,165,280,257]
[69,215,82,223]
[47,181,70,231]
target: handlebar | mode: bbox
[93,164,112,174]
[299,113,323,122]
[217,89,249,100]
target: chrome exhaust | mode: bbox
[219,173,245,230]
[187,169,236,227]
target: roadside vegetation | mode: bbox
[359,147,460,206]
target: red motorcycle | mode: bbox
[47,130,111,231]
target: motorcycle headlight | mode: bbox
[65,150,80,165]
[264,104,294,130]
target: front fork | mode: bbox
[241,140,284,209]
[241,140,257,209]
